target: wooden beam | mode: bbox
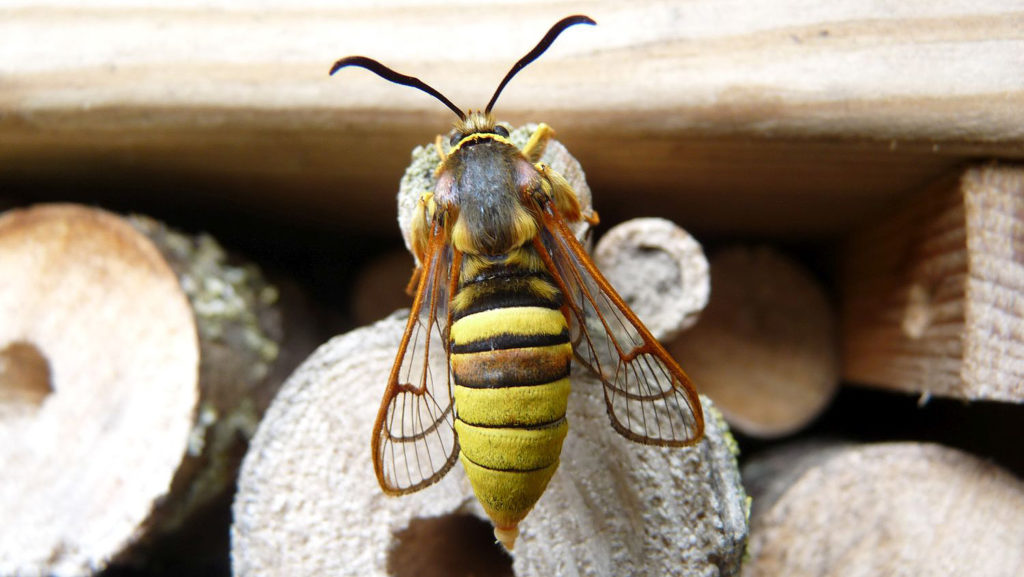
[841,164,1024,401]
[2,2,1021,144]
[2,2,1022,237]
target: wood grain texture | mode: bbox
[842,163,1024,401]
[742,442,1024,577]
[2,1,1022,237]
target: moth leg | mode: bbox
[433,134,448,161]
[535,162,599,226]
[409,191,437,267]
[405,266,422,296]
[522,122,556,163]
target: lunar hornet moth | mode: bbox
[331,15,704,550]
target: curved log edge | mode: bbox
[594,217,709,342]
[0,205,199,577]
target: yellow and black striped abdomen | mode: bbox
[449,250,572,534]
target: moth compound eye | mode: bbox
[493,125,510,138]
[449,132,463,147]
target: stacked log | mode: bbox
[0,204,297,576]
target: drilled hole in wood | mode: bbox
[387,513,513,577]
[0,341,54,413]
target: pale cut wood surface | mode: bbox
[842,164,1024,401]
[670,247,839,438]
[593,217,709,342]
[0,205,199,577]
[742,442,1024,577]
[0,204,290,576]
[2,1,1023,237]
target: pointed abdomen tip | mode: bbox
[494,525,520,551]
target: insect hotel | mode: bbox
[1,3,1021,577]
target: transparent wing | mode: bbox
[371,226,459,494]
[534,202,704,446]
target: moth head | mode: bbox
[445,112,514,150]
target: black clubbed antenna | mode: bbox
[330,55,466,121]
[485,15,596,114]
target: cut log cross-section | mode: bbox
[669,247,839,438]
[0,205,200,576]
[742,442,1024,576]
[0,204,290,577]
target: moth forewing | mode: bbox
[531,200,705,446]
[371,227,458,495]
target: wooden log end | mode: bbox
[594,217,710,341]
[670,246,839,438]
[0,204,297,575]
[742,441,1024,576]
[0,204,200,576]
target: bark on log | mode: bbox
[0,204,288,576]
[669,247,839,438]
[842,163,1024,401]
[742,441,1024,576]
